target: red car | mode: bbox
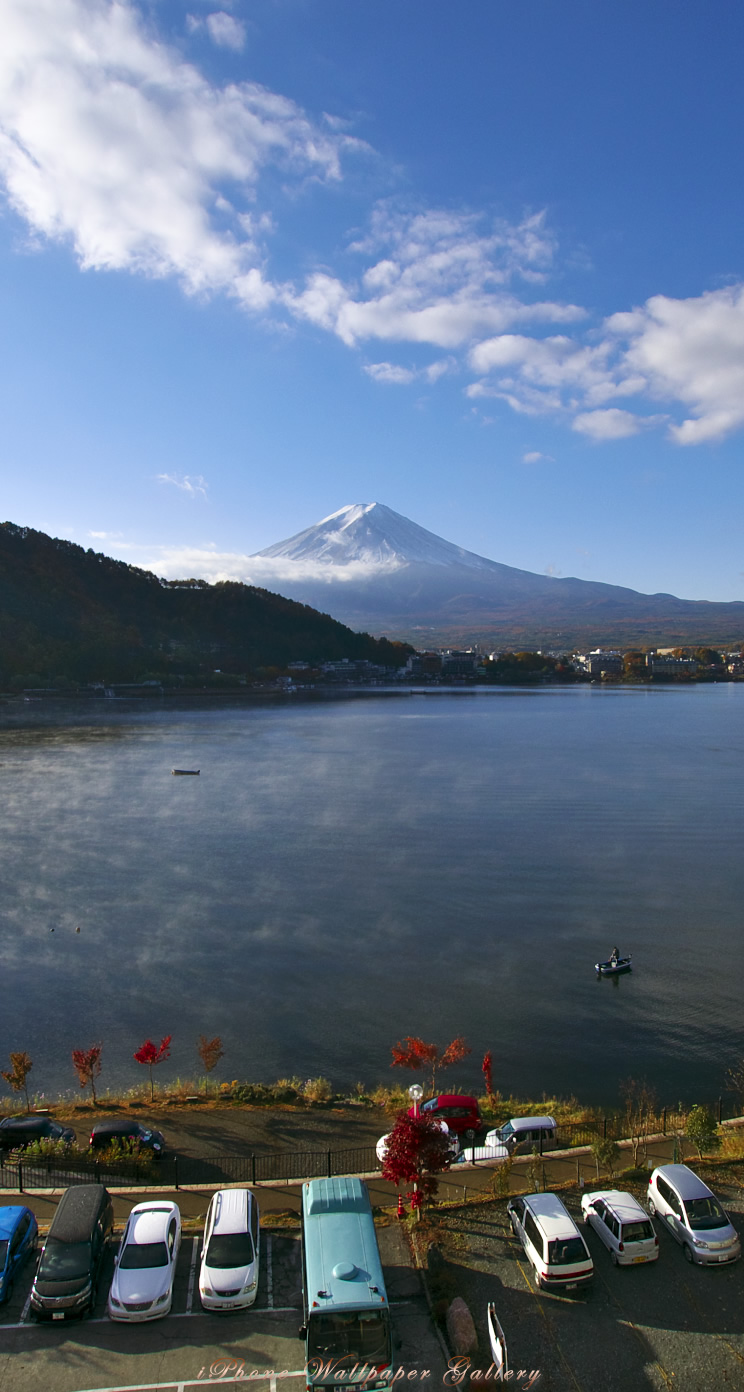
[408,1094,482,1141]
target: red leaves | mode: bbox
[133,1036,171,1067]
[72,1045,102,1104]
[381,1110,454,1208]
[133,1036,172,1100]
[482,1049,497,1103]
[390,1034,471,1094]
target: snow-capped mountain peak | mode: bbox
[254,502,497,570]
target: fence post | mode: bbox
[251,1154,256,1185]
[662,1108,666,1135]
[327,1151,332,1179]
[174,1156,179,1192]
[603,1117,607,1140]
[18,1161,23,1195]
[718,1096,723,1124]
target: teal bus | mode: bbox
[299,1177,393,1390]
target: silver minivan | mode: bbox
[488,1115,558,1155]
[647,1165,741,1266]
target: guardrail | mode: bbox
[0,1099,736,1191]
[0,1144,382,1192]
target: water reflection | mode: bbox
[1,688,742,1107]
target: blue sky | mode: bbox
[1,0,743,602]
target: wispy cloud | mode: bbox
[0,0,360,308]
[1,2,743,446]
[112,543,400,585]
[205,12,245,51]
[88,529,123,539]
[157,473,209,499]
[522,450,553,464]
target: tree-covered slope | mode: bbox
[0,523,410,685]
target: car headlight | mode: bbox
[201,1286,214,1297]
[693,1238,709,1248]
[243,1278,257,1293]
[155,1291,170,1305]
[109,1296,122,1308]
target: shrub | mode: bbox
[686,1105,722,1159]
[303,1077,333,1105]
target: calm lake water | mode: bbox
[1,686,743,1110]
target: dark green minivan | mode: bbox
[30,1184,114,1320]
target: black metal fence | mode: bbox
[0,1144,382,1192]
[0,1099,738,1191]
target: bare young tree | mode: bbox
[620,1078,657,1167]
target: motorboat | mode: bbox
[487,1303,507,1376]
[171,769,200,775]
[595,954,632,976]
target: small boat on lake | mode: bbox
[171,769,200,776]
[595,954,632,976]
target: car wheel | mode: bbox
[463,1129,476,1143]
[611,1250,619,1266]
[683,1244,694,1263]
[647,1199,656,1217]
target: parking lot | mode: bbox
[428,1178,744,1391]
[0,1206,445,1392]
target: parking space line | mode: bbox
[19,1286,33,1323]
[593,1266,675,1391]
[266,1233,273,1309]
[186,1235,200,1311]
[515,1256,585,1392]
[0,1306,301,1331]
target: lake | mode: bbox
[1,685,743,1110]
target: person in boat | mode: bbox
[610,946,620,965]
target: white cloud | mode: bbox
[112,543,399,586]
[606,285,744,444]
[0,0,357,302]
[571,408,644,440]
[364,357,452,385]
[206,12,245,51]
[522,450,552,464]
[286,208,584,349]
[157,472,209,498]
[88,529,122,539]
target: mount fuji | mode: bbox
[249,503,744,648]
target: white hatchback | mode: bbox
[199,1188,260,1310]
[581,1190,659,1265]
[376,1119,459,1164]
[108,1201,181,1321]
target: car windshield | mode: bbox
[307,1310,390,1360]
[39,1240,91,1281]
[205,1233,254,1269]
[0,1241,8,1269]
[622,1221,654,1242]
[547,1237,587,1266]
[119,1241,169,1269]
[684,1198,728,1230]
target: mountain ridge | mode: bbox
[247,503,744,648]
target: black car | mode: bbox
[89,1119,166,1155]
[30,1183,114,1320]
[0,1116,76,1158]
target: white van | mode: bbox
[488,1116,558,1155]
[199,1189,260,1310]
[647,1165,741,1266]
[508,1193,593,1291]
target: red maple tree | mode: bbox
[390,1035,471,1095]
[72,1045,103,1105]
[133,1036,172,1101]
[381,1110,454,1213]
[481,1049,498,1105]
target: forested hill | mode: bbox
[0,522,411,687]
